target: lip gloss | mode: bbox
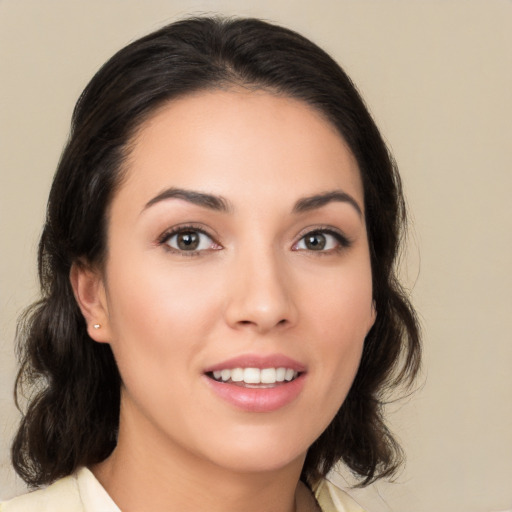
[204,373,306,412]
[203,353,307,412]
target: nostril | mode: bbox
[235,318,289,330]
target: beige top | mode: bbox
[0,467,365,511]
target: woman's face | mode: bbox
[87,89,375,474]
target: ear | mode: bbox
[70,262,112,343]
[367,300,377,335]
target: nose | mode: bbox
[223,247,298,334]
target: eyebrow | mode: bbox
[143,187,362,217]
[143,187,232,213]
[293,190,363,217]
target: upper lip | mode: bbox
[204,354,306,373]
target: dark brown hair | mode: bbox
[13,16,420,488]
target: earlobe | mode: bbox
[368,300,377,334]
[70,262,111,343]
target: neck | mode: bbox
[92,400,310,512]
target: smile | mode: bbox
[203,355,307,411]
[208,367,300,386]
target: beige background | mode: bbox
[1,1,511,510]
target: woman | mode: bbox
[2,16,420,512]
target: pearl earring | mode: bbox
[93,324,101,329]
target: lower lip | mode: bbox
[204,374,306,413]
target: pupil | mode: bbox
[306,233,326,250]
[178,231,199,250]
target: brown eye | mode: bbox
[293,229,349,252]
[176,231,200,250]
[304,233,327,250]
[164,229,216,252]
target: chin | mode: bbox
[209,450,305,475]
[198,426,311,475]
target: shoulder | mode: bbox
[312,478,366,512]
[0,475,83,512]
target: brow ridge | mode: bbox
[293,190,362,216]
[143,187,232,213]
[143,187,361,217]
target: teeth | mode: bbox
[210,367,299,385]
[244,368,260,384]
[231,368,244,382]
[260,368,276,384]
[284,368,295,381]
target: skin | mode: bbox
[71,89,376,512]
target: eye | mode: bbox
[293,230,349,252]
[161,227,220,253]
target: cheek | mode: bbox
[304,259,373,391]
[307,259,374,340]
[103,254,224,369]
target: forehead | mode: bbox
[119,89,363,209]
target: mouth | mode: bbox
[203,354,306,411]
[206,367,302,388]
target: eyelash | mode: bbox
[157,224,220,257]
[292,227,352,255]
[157,225,352,257]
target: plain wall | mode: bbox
[1,1,511,511]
